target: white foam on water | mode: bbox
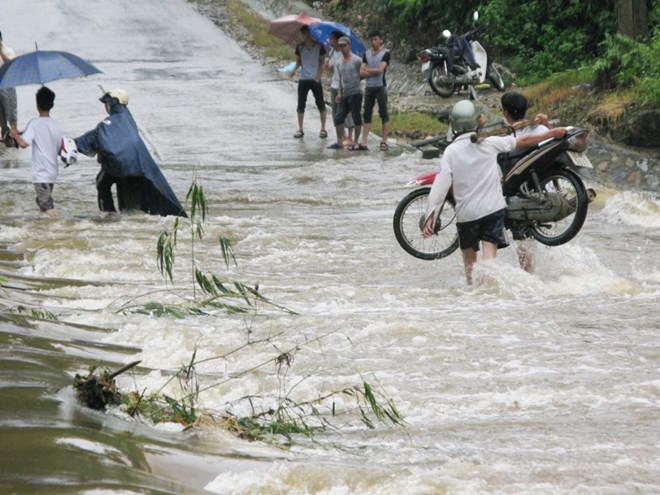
[598,190,660,227]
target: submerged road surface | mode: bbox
[1,1,659,494]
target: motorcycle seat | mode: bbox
[498,147,534,176]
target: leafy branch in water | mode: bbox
[126,177,295,316]
[74,333,405,443]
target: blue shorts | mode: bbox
[456,209,509,251]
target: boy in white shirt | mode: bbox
[11,86,64,218]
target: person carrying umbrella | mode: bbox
[289,26,328,139]
[0,31,18,147]
[74,88,186,218]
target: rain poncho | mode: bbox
[75,102,186,217]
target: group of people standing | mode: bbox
[290,26,390,152]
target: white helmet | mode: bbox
[99,88,129,105]
[450,100,480,134]
[59,137,78,167]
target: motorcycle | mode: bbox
[393,125,593,260]
[419,11,505,100]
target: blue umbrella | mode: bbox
[0,49,102,89]
[309,21,366,55]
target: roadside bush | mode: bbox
[593,30,660,106]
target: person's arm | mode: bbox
[316,47,326,81]
[0,41,14,64]
[362,51,389,77]
[422,160,452,238]
[74,127,100,157]
[9,128,28,148]
[290,46,301,78]
[515,127,566,148]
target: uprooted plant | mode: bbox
[75,330,404,444]
[119,177,295,317]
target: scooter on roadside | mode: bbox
[419,11,505,100]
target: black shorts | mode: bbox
[456,209,509,251]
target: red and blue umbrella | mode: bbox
[0,49,102,89]
[309,21,366,55]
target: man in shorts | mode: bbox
[326,37,364,150]
[289,26,328,139]
[325,31,356,146]
[359,30,390,151]
[423,100,566,285]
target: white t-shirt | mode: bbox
[21,116,64,183]
[328,48,342,89]
[427,133,516,223]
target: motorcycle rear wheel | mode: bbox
[530,168,588,246]
[487,65,505,91]
[393,187,459,260]
[428,64,458,98]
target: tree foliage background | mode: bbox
[328,0,659,91]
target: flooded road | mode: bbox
[1,1,659,494]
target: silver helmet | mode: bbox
[450,100,480,134]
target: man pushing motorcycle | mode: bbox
[422,100,566,285]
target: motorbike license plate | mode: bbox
[567,151,593,169]
[421,61,430,72]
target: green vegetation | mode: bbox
[226,0,292,61]
[121,178,293,317]
[371,111,447,139]
[75,338,404,442]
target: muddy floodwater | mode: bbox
[1,1,659,494]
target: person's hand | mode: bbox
[550,127,567,139]
[289,70,296,79]
[8,128,19,139]
[534,113,549,126]
[422,213,435,238]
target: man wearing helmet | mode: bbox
[423,100,566,285]
[74,89,186,217]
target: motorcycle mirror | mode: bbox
[442,30,451,39]
[473,11,479,21]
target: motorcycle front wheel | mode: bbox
[428,64,458,98]
[487,65,505,91]
[393,187,459,260]
[530,168,588,246]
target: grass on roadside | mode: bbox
[370,111,447,139]
[227,0,292,61]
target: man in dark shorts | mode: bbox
[326,37,364,150]
[359,30,390,151]
[423,100,566,285]
[289,26,327,139]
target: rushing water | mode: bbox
[1,1,659,494]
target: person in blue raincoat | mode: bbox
[74,88,186,217]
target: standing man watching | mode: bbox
[325,31,356,146]
[0,31,19,148]
[326,37,364,150]
[290,26,328,139]
[359,30,390,151]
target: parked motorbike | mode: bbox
[419,12,505,100]
[393,126,593,260]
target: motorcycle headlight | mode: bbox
[567,130,588,152]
